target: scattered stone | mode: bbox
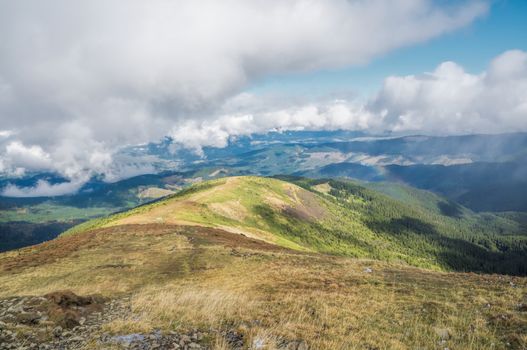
[104,330,206,350]
[364,267,373,273]
[180,334,191,343]
[15,311,41,325]
[1,293,215,350]
[0,292,126,350]
[52,326,62,338]
[253,337,265,349]
[224,330,244,348]
[297,340,309,350]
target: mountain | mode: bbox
[0,169,243,252]
[2,132,527,252]
[1,176,525,349]
[304,161,527,212]
[64,176,527,275]
[128,131,527,212]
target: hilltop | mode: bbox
[3,132,527,253]
[0,176,526,349]
[64,176,527,274]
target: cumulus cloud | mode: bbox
[371,49,527,134]
[0,0,487,182]
[4,141,53,172]
[169,49,527,154]
[170,99,378,154]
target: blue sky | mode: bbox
[250,0,527,97]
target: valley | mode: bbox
[2,132,527,253]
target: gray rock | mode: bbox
[297,341,309,350]
[15,311,41,324]
[180,335,191,343]
[52,326,62,337]
[69,336,84,342]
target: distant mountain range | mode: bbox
[1,131,526,251]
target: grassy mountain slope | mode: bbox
[1,224,526,349]
[1,176,526,349]
[64,176,527,275]
[0,169,240,252]
[305,161,527,212]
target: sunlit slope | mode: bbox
[64,176,527,274]
[2,176,526,348]
[2,224,526,349]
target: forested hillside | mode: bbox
[66,176,527,275]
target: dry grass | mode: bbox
[97,238,527,348]
[132,287,257,329]
[208,200,249,221]
[1,223,526,349]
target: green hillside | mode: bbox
[64,176,527,275]
[2,176,526,349]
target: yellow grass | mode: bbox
[1,224,525,349]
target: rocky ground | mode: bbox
[0,291,310,350]
[0,291,211,350]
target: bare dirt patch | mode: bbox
[179,225,290,253]
[281,186,327,221]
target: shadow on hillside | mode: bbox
[0,221,81,253]
[366,216,527,276]
[437,201,464,218]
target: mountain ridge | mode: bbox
[62,175,527,275]
[1,175,526,349]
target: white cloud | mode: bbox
[170,50,527,153]
[0,0,487,183]
[371,49,527,134]
[4,1,524,196]
[1,179,85,198]
[171,99,379,154]
[4,141,53,173]
[0,130,13,138]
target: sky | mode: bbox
[0,0,526,195]
[250,0,527,97]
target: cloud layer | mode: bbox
[169,50,527,152]
[3,0,523,197]
[372,49,527,134]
